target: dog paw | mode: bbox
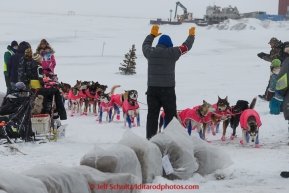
[240,140,243,144]
[206,139,212,143]
[221,136,226,141]
[255,145,260,148]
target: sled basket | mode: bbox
[31,114,51,134]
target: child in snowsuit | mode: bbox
[267,59,283,115]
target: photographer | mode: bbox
[258,37,283,100]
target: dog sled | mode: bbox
[0,88,67,145]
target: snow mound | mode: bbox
[207,18,289,31]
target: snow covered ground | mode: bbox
[1,10,289,193]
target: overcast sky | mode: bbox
[1,0,279,18]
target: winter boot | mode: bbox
[258,94,266,101]
[269,98,280,115]
[280,171,289,178]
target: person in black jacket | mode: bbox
[18,47,33,89]
[142,25,195,140]
[7,41,31,90]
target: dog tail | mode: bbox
[249,97,257,109]
[110,85,121,95]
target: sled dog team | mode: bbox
[60,80,261,147]
[159,96,261,148]
[59,81,140,129]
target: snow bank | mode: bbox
[73,165,141,193]
[21,164,90,193]
[191,136,234,176]
[80,144,142,182]
[0,169,48,193]
[150,118,199,180]
[118,130,162,183]
[207,18,289,31]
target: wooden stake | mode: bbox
[102,42,106,56]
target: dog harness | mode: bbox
[79,90,86,98]
[212,104,231,119]
[178,107,208,128]
[68,90,81,100]
[240,109,262,130]
[100,102,113,112]
[111,94,122,107]
[85,89,99,99]
[122,100,139,114]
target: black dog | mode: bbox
[229,97,256,140]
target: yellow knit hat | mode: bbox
[25,48,32,57]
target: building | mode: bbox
[279,0,289,16]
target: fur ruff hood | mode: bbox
[36,43,55,55]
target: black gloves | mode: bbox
[257,52,268,59]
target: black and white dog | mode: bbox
[229,97,257,140]
[122,90,140,128]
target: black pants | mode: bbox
[146,86,176,140]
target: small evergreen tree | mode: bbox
[119,44,137,75]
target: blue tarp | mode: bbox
[259,14,285,21]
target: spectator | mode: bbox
[7,41,31,90]
[258,37,283,100]
[30,53,44,89]
[18,47,33,90]
[3,41,18,92]
[36,39,56,75]
[267,59,282,114]
[142,25,195,140]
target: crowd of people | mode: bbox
[2,39,66,140]
[3,39,56,92]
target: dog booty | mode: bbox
[269,98,280,115]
